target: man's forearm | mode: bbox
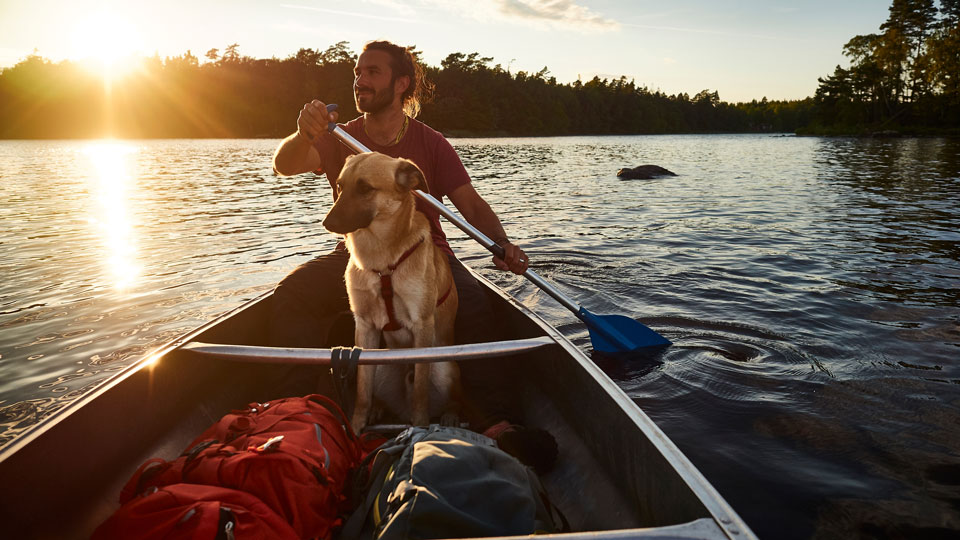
[448,183,528,273]
[449,184,512,244]
[463,200,510,245]
[273,131,314,176]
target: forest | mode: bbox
[0,0,955,139]
[0,41,808,139]
[803,0,960,135]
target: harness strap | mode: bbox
[376,238,452,332]
[380,274,403,332]
[436,284,452,307]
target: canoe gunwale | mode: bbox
[462,517,727,539]
[468,271,757,540]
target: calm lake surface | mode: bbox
[1,135,958,539]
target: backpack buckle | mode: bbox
[254,435,284,453]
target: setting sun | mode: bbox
[70,10,142,76]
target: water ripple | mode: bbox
[1,136,959,539]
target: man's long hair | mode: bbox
[363,40,434,118]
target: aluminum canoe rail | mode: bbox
[182,336,557,365]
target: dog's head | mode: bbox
[322,152,427,235]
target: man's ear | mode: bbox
[395,158,427,192]
[393,75,411,97]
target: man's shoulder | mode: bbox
[342,116,364,134]
[410,117,449,145]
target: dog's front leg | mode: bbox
[436,362,461,427]
[410,319,435,426]
[351,318,380,434]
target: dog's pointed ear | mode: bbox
[395,158,427,192]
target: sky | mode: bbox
[0,0,893,103]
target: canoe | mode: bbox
[0,267,757,539]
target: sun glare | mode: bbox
[71,11,142,78]
[84,142,142,291]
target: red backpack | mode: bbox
[93,483,299,540]
[117,395,361,540]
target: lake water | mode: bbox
[1,135,958,539]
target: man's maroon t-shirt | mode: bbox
[312,116,471,255]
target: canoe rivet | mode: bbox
[730,529,740,535]
[720,518,731,524]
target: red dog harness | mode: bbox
[375,238,453,332]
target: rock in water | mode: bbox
[616,165,677,179]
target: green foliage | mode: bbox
[808,0,960,134]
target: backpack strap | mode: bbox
[330,347,361,416]
[303,393,358,443]
[339,434,413,540]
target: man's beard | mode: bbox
[354,84,395,114]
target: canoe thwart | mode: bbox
[181,336,557,365]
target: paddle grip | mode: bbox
[326,103,338,132]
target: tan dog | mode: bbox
[322,152,460,433]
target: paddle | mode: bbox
[320,105,670,353]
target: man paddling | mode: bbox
[270,40,554,471]
[275,41,528,276]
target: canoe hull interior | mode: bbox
[0,274,753,539]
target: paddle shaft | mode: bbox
[327,113,668,351]
[327,118,670,352]
[328,123,582,316]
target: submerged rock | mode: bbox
[616,165,677,179]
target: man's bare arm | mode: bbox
[272,100,337,176]
[447,183,529,275]
[273,132,322,176]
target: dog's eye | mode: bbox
[335,182,343,194]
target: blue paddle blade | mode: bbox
[579,308,671,353]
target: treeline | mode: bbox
[420,52,812,135]
[0,44,360,139]
[803,0,960,135]
[0,42,810,139]
[4,0,954,140]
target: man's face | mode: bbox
[354,50,402,114]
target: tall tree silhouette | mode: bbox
[808,0,959,133]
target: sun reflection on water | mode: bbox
[84,141,141,290]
